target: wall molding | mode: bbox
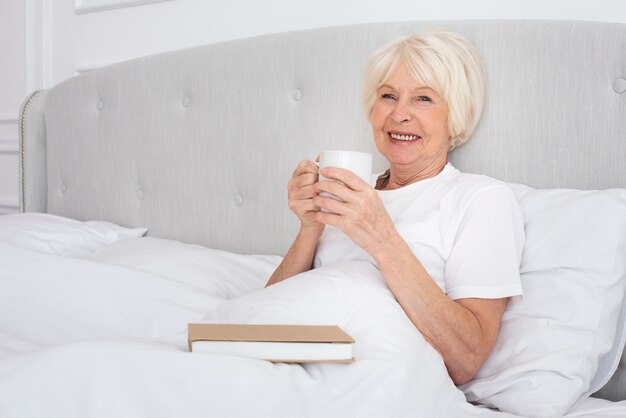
[0,196,20,214]
[0,139,19,154]
[75,0,170,14]
[26,0,52,92]
[0,114,18,124]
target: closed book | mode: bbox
[188,323,355,363]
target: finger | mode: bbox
[299,173,319,187]
[318,167,368,191]
[312,194,349,215]
[294,160,320,176]
[290,184,317,201]
[314,180,355,204]
[290,173,318,190]
[296,199,321,215]
[315,209,343,229]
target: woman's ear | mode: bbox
[448,135,456,151]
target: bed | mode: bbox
[2,19,626,418]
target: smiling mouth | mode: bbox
[389,132,421,141]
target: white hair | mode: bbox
[362,31,486,149]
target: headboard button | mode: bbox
[235,194,244,206]
[60,184,66,194]
[183,96,190,107]
[96,100,103,110]
[137,190,145,200]
[613,77,626,94]
[292,89,302,102]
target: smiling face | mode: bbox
[371,64,451,182]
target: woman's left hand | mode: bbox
[313,167,399,259]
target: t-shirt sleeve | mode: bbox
[444,185,525,300]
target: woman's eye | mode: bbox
[416,96,432,103]
[381,93,396,101]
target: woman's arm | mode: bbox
[265,160,324,287]
[313,167,508,384]
[265,225,322,287]
[371,233,507,384]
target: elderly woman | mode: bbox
[265,31,524,385]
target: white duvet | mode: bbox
[1,238,625,418]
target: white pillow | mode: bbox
[0,212,147,257]
[460,185,626,418]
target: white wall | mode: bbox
[52,0,626,86]
[0,1,27,214]
[1,0,625,214]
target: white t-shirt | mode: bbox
[313,163,524,300]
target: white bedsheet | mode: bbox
[1,238,625,418]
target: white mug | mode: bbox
[317,150,373,211]
[318,150,373,186]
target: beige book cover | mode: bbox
[188,323,355,363]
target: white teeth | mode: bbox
[390,133,418,141]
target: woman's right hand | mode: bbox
[266,159,323,287]
[288,159,324,233]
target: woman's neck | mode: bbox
[383,159,448,190]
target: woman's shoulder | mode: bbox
[440,167,517,210]
[442,166,509,196]
[438,168,522,238]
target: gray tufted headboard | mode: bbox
[17,18,626,401]
[20,20,626,256]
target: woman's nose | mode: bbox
[391,102,412,123]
